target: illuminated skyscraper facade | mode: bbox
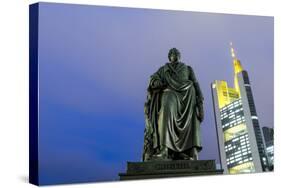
[211,44,267,174]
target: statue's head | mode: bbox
[168,48,181,63]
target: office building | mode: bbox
[211,44,268,174]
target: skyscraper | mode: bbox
[211,43,268,174]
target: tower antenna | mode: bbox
[230,42,236,59]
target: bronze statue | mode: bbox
[143,48,204,161]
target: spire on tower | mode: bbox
[230,42,236,59]
[229,42,243,95]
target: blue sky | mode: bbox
[36,2,273,185]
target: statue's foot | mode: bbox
[151,147,170,161]
[151,155,171,161]
[177,147,199,160]
[178,153,192,160]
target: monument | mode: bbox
[119,48,223,180]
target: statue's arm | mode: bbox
[188,66,204,103]
[188,66,204,122]
[148,66,167,91]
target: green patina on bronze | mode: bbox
[143,48,204,161]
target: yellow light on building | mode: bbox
[214,43,243,108]
[224,123,247,142]
[233,59,243,96]
[213,81,240,109]
[229,162,255,174]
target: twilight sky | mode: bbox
[36,2,273,185]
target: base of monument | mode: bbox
[119,160,223,180]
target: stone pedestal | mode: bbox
[119,160,223,180]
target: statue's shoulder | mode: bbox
[160,64,167,70]
[161,63,170,70]
[179,62,187,67]
[152,64,166,76]
[185,64,194,72]
[177,62,190,71]
[164,62,170,67]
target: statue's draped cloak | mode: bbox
[143,62,203,160]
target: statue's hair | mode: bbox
[168,48,181,61]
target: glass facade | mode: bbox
[219,99,255,173]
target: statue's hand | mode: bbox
[151,79,167,90]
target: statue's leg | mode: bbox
[153,90,179,160]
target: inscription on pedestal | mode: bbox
[119,160,223,180]
[127,160,215,174]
